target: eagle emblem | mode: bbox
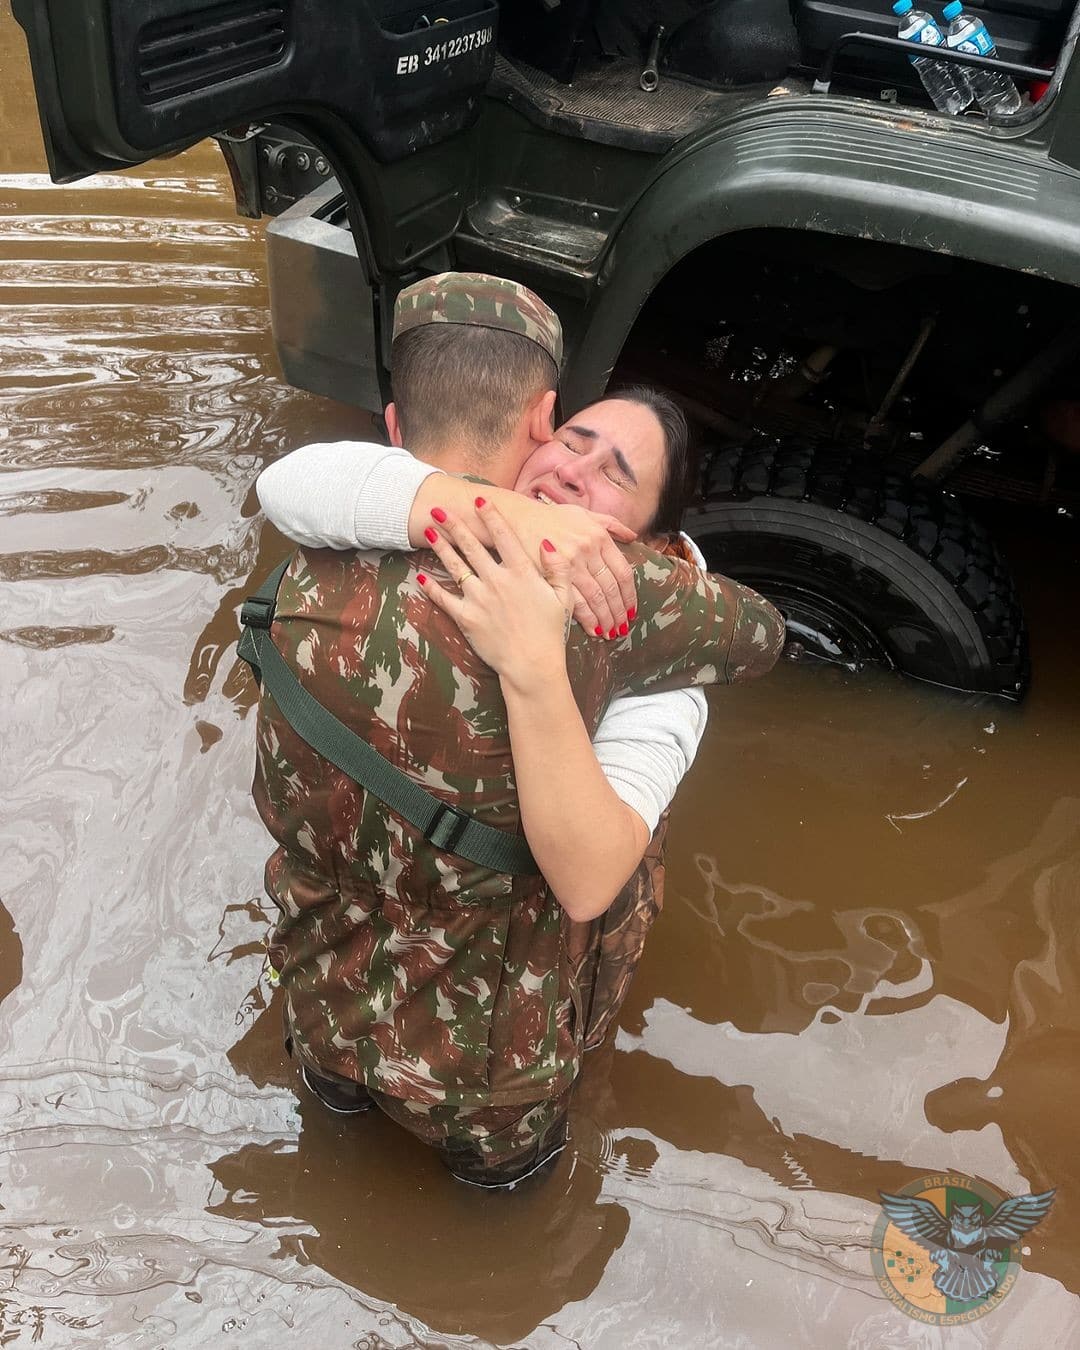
[878,1188,1056,1303]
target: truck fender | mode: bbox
[562,101,1080,409]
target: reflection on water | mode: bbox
[2,8,1080,1346]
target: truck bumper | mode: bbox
[266,182,383,413]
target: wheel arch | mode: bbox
[560,104,1080,410]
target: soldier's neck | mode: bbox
[411,439,525,489]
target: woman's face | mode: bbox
[513,398,667,536]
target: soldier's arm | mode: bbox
[615,548,786,696]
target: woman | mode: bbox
[257,390,723,1045]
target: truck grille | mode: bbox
[137,1,289,103]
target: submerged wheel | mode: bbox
[686,444,1029,699]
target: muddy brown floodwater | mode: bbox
[2,14,1080,1350]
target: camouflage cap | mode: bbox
[392,271,563,369]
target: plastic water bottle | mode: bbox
[893,0,973,115]
[941,3,1022,114]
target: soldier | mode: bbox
[257,399,713,1054]
[250,272,784,1187]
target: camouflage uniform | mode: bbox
[296,1061,574,1185]
[254,549,782,1072]
[251,273,785,1181]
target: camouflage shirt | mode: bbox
[252,541,783,1107]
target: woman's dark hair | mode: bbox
[609,384,691,533]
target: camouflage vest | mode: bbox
[252,539,782,1107]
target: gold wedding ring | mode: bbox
[458,569,477,585]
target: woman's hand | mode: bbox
[412,477,637,637]
[487,495,638,639]
[417,500,573,695]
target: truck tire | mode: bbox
[687,444,1029,699]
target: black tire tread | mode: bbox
[698,443,1029,696]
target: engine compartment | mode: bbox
[498,0,1069,112]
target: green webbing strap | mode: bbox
[237,560,538,877]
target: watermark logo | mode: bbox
[872,1173,1055,1325]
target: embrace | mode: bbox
[244,272,784,1189]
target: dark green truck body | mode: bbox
[12,0,1080,697]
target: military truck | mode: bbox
[14,0,1080,698]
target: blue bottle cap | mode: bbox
[892,0,914,12]
[942,1,963,17]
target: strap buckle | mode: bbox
[241,595,276,630]
[424,801,471,854]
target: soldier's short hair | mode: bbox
[391,324,558,459]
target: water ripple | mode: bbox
[0,626,114,649]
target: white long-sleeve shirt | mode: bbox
[256,441,708,831]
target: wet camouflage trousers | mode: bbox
[296,820,666,1182]
[300,1056,571,1186]
[371,1085,572,1185]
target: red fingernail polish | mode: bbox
[424,527,438,543]
[619,622,629,636]
[627,607,637,622]
[475,496,486,508]
[594,626,604,637]
[417,573,427,585]
[608,627,617,639]
[542,539,556,553]
[430,507,447,523]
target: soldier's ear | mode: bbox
[528,389,558,445]
[385,402,405,447]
